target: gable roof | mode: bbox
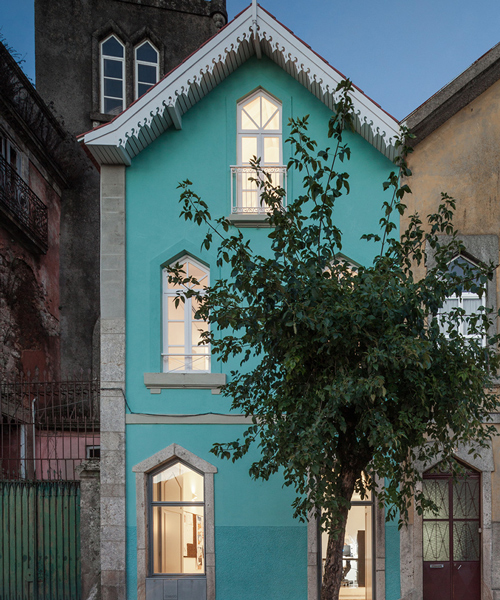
[403,41,500,144]
[80,3,400,164]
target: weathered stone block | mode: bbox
[101,496,126,528]
[101,540,126,571]
[100,450,126,485]
[100,395,125,433]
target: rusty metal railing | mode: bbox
[0,154,48,252]
[0,377,100,481]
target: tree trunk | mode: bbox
[321,469,358,600]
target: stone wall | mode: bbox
[76,460,101,600]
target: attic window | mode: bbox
[135,41,159,99]
[231,90,285,215]
[101,35,125,115]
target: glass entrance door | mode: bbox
[321,490,374,600]
[423,461,481,600]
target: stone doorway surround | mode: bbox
[399,444,494,600]
[132,443,217,600]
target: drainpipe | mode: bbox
[32,397,36,478]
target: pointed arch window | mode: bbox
[135,41,159,99]
[438,256,484,342]
[150,460,205,575]
[133,444,217,600]
[100,35,125,115]
[232,90,285,214]
[162,256,210,373]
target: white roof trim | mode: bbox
[81,4,399,164]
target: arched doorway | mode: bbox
[423,460,480,600]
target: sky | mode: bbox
[1,0,500,121]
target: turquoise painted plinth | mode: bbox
[215,526,307,600]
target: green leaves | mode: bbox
[175,80,500,593]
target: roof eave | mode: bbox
[82,4,400,163]
[402,41,500,144]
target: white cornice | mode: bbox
[82,4,399,163]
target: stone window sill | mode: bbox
[89,111,115,122]
[144,372,226,394]
[226,213,271,228]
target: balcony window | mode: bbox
[100,35,125,115]
[0,153,48,252]
[232,90,284,214]
[135,41,159,99]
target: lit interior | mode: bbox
[152,462,205,574]
[322,503,373,599]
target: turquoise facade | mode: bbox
[123,54,399,599]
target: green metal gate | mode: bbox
[0,481,81,600]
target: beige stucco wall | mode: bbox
[403,77,500,289]
[403,78,500,600]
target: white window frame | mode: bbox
[134,40,159,100]
[237,89,282,166]
[232,89,284,214]
[438,257,485,344]
[100,34,125,115]
[162,256,210,373]
[439,291,485,343]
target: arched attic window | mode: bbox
[162,256,210,373]
[135,40,159,99]
[100,35,125,115]
[438,256,484,342]
[232,90,284,214]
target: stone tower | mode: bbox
[34,0,227,376]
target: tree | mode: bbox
[170,80,500,600]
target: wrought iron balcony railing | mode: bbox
[0,154,48,252]
[230,165,287,214]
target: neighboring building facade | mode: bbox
[400,43,500,600]
[0,41,101,600]
[81,5,401,600]
[34,0,227,376]
[0,40,67,381]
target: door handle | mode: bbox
[457,564,462,570]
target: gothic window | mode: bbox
[232,90,283,214]
[135,41,159,99]
[162,256,210,373]
[150,461,205,575]
[438,256,484,342]
[100,35,125,115]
